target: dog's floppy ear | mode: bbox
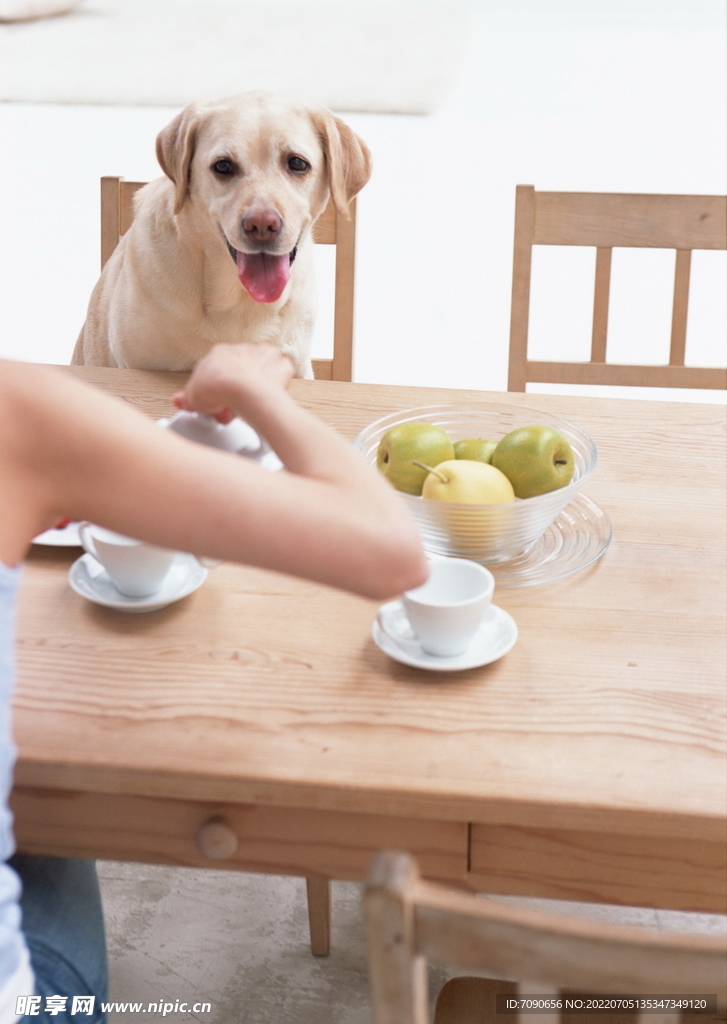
[156,105,202,215]
[311,110,372,219]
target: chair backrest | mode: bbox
[364,851,727,1024]
[99,175,357,382]
[507,185,727,392]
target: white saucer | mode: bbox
[68,552,207,612]
[33,521,81,546]
[372,600,518,672]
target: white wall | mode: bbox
[0,0,724,402]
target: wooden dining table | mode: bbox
[10,368,727,939]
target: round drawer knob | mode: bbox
[196,817,238,860]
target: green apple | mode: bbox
[453,438,497,464]
[491,425,575,498]
[377,422,454,496]
[418,460,515,505]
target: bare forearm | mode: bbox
[216,379,429,589]
[7,350,429,598]
[41,409,424,600]
[223,378,370,487]
[176,343,400,505]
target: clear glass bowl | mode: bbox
[354,404,598,564]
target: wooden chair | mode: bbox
[99,175,358,381]
[507,185,727,392]
[364,851,727,1024]
[100,175,345,955]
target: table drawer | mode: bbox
[468,822,727,913]
[11,786,468,884]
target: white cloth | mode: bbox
[0,563,30,1022]
[0,945,33,1024]
[0,0,470,113]
[0,0,83,22]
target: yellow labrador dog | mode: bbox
[72,92,371,377]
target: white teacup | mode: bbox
[78,523,176,598]
[159,411,270,459]
[382,556,495,657]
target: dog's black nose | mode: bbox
[242,208,282,243]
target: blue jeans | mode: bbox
[8,855,108,1024]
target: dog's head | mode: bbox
[155,91,371,303]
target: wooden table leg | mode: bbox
[306,877,331,956]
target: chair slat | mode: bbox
[366,854,430,1024]
[508,185,537,392]
[669,249,691,366]
[311,359,333,380]
[312,200,337,244]
[120,181,145,236]
[591,247,612,362]
[100,176,121,270]
[526,360,727,390]
[415,899,727,999]
[533,193,727,249]
[332,198,357,382]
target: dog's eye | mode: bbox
[288,156,310,174]
[212,159,235,176]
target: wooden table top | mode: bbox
[13,369,727,848]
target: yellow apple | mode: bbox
[419,460,515,504]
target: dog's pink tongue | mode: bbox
[235,251,290,303]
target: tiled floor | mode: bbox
[96,861,726,1024]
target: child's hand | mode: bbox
[173,344,294,421]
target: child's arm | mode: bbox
[0,351,427,599]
